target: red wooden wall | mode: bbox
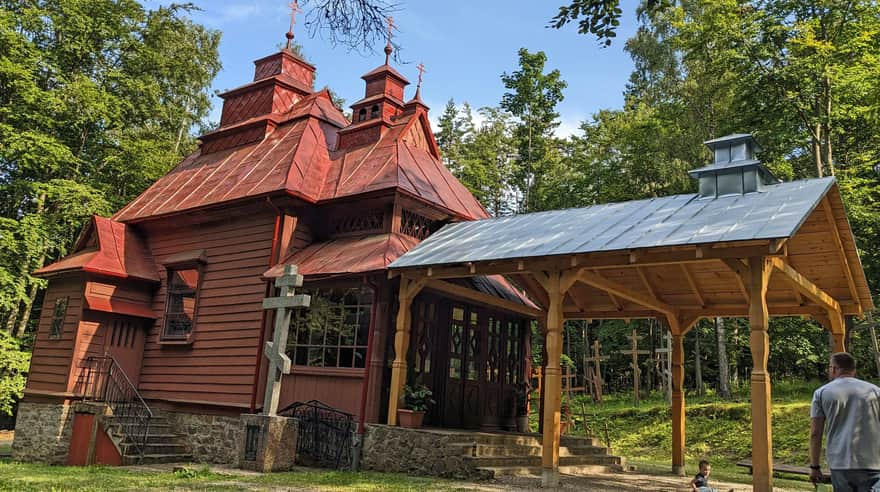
[138,210,276,408]
[27,276,84,395]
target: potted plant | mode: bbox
[397,384,434,428]
[515,382,531,432]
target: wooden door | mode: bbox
[461,308,482,429]
[102,315,146,387]
[442,305,466,428]
[480,315,504,429]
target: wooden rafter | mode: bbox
[780,256,805,306]
[576,269,676,317]
[821,198,862,314]
[607,292,623,311]
[680,264,705,308]
[636,267,658,300]
[720,258,751,304]
[770,258,841,314]
[425,279,542,318]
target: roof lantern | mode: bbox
[689,133,778,198]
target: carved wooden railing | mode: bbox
[78,355,152,463]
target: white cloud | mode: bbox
[555,114,585,138]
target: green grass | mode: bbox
[559,379,825,490]
[0,461,476,491]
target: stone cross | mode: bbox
[261,264,310,416]
[620,328,650,406]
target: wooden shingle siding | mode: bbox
[138,210,276,407]
[27,276,84,393]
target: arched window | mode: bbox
[370,104,380,119]
[358,108,367,122]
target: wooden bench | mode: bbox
[736,459,831,483]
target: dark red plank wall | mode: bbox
[26,275,84,394]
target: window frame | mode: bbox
[160,260,205,344]
[287,285,373,370]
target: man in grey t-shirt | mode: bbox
[810,352,880,491]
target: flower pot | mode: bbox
[397,409,425,428]
[515,415,530,433]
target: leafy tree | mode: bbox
[500,48,568,212]
[0,1,221,335]
[0,331,29,416]
[457,107,518,216]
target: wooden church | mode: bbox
[13,33,540,466]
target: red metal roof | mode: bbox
[264,233,421,278]
[35,216,158,282]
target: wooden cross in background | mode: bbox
[584,340,608,402]
[620,328,650,406]
[654,331,673,403]
[261,264,310,416]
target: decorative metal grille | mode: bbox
[331,212,384,236]
[400,210,437,240]
[279,400,354,469]
[244,424,260,461]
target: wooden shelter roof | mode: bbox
[391,178,873,319]
[34,216,158,282]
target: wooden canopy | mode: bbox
[387,181,872,491]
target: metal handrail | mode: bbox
[77,355,152,463]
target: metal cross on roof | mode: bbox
[285,0,302,49]
[416,62,426,89]
[386,16,396,43]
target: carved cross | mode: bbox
[620,328,650,406]
[261,264,310,416]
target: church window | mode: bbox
[288,287,372,369]
[49,297,68,339]
[370,104,380,119]
[162,267,202,339]
[358,108,366,122]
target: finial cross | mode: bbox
[416,62,426,87]
[386,16,396,43]
[285,1,303,49]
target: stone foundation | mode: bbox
[160,410,243,464]
[360,424,481,479]
[12,401,75,464]
[238,414,299,472]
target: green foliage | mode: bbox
[0,331,29,415]
[403,384,435,412]
[0,0,221,336]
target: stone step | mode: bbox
[441,432,600,448]
[465,454,623,468]
[476,463,623,478]
[120,441,188,455]
[451,442,611,458]
[122,452,192,466]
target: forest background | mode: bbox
[1,0,879,417]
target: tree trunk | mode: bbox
[814,122,823,178]
[695,324,704,396]
[14,281,39,337]
[731,322,739,386]
[4,304,19,335]
[824,74,834,176]
[715,317,731,398]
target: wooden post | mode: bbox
[748,257,774,492]
[386,277,424,425]
[541,274,564,488]
[669,323,685,476]
[828,310,846,352]
[261,265,310,416]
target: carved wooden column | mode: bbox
[748,257,774,492]
[540,272,564,488]
[386,277,424,425]
[828,311,846,352]
[670,330,685,475]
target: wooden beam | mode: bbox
[770,258,841,314]
[424,279,542,318]
[720,258,750,304]
[748,257,774,492]
[576,270,676,317]
[669,326,686,476]
[680,264,705,308]
[607,292,623,311]
[821,198,862,315]
[636,267,658,300]
[393,242,784,280]
[386,276,425,425]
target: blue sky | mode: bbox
[151,0,640,137]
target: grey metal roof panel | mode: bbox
[389,177,836,269]
[688,159,762,175]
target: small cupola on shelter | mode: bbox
[689,133,778,198]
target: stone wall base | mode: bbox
[157,409,243,464]
[238,414,298,472]
[360,424,481,479]
[12,401,75,464]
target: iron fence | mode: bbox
[279,400,354,469]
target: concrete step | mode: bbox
[451,442,611,458]
[476,462,624,478]
[444,432,601,448]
